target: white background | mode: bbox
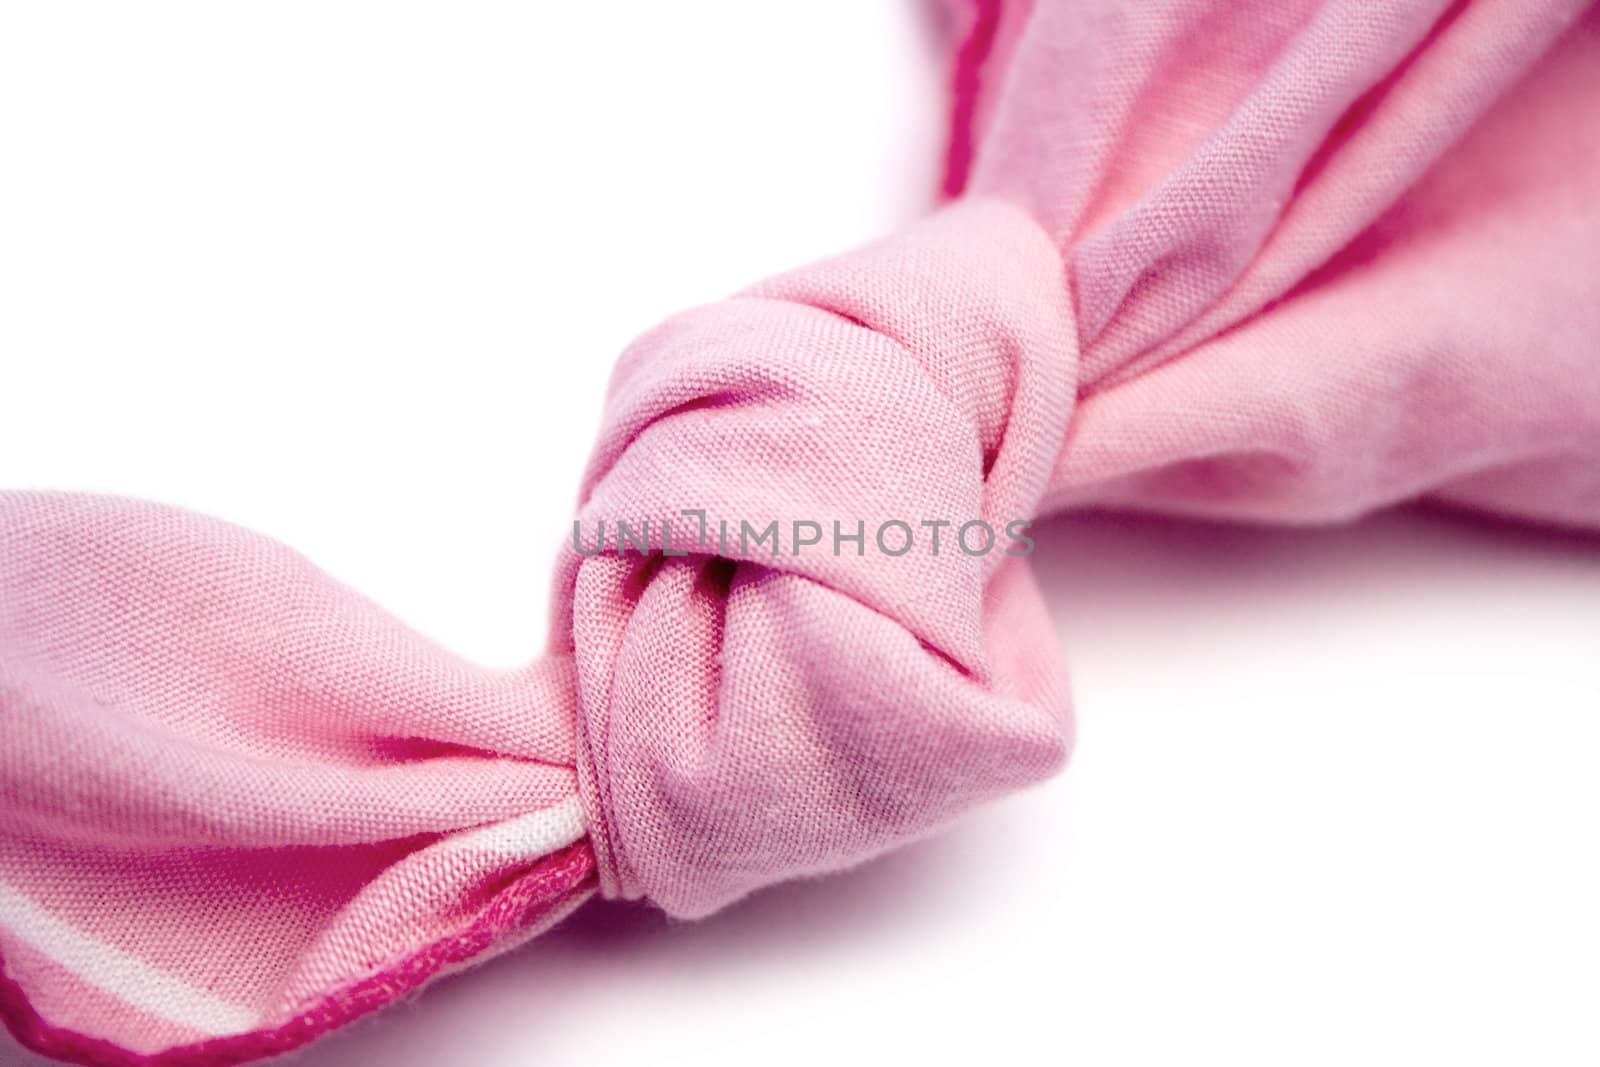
[2,3,1598,1065]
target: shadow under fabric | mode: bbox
[3,1,1599,1063]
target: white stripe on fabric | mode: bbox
[450,796,587,859]
[0,880,256,1036]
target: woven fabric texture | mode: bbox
[3,1,1598,1063]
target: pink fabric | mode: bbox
[1,495,598,1061]
[5,1,1599,1063]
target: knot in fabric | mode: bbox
[554,197,1082,918]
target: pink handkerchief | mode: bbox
[3,2,1597,1063]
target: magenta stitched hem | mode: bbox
[941,0,1003,198]
[0,842,597,1067]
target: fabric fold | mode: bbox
[4,2,1598,1063]
[0,492,595,1060]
